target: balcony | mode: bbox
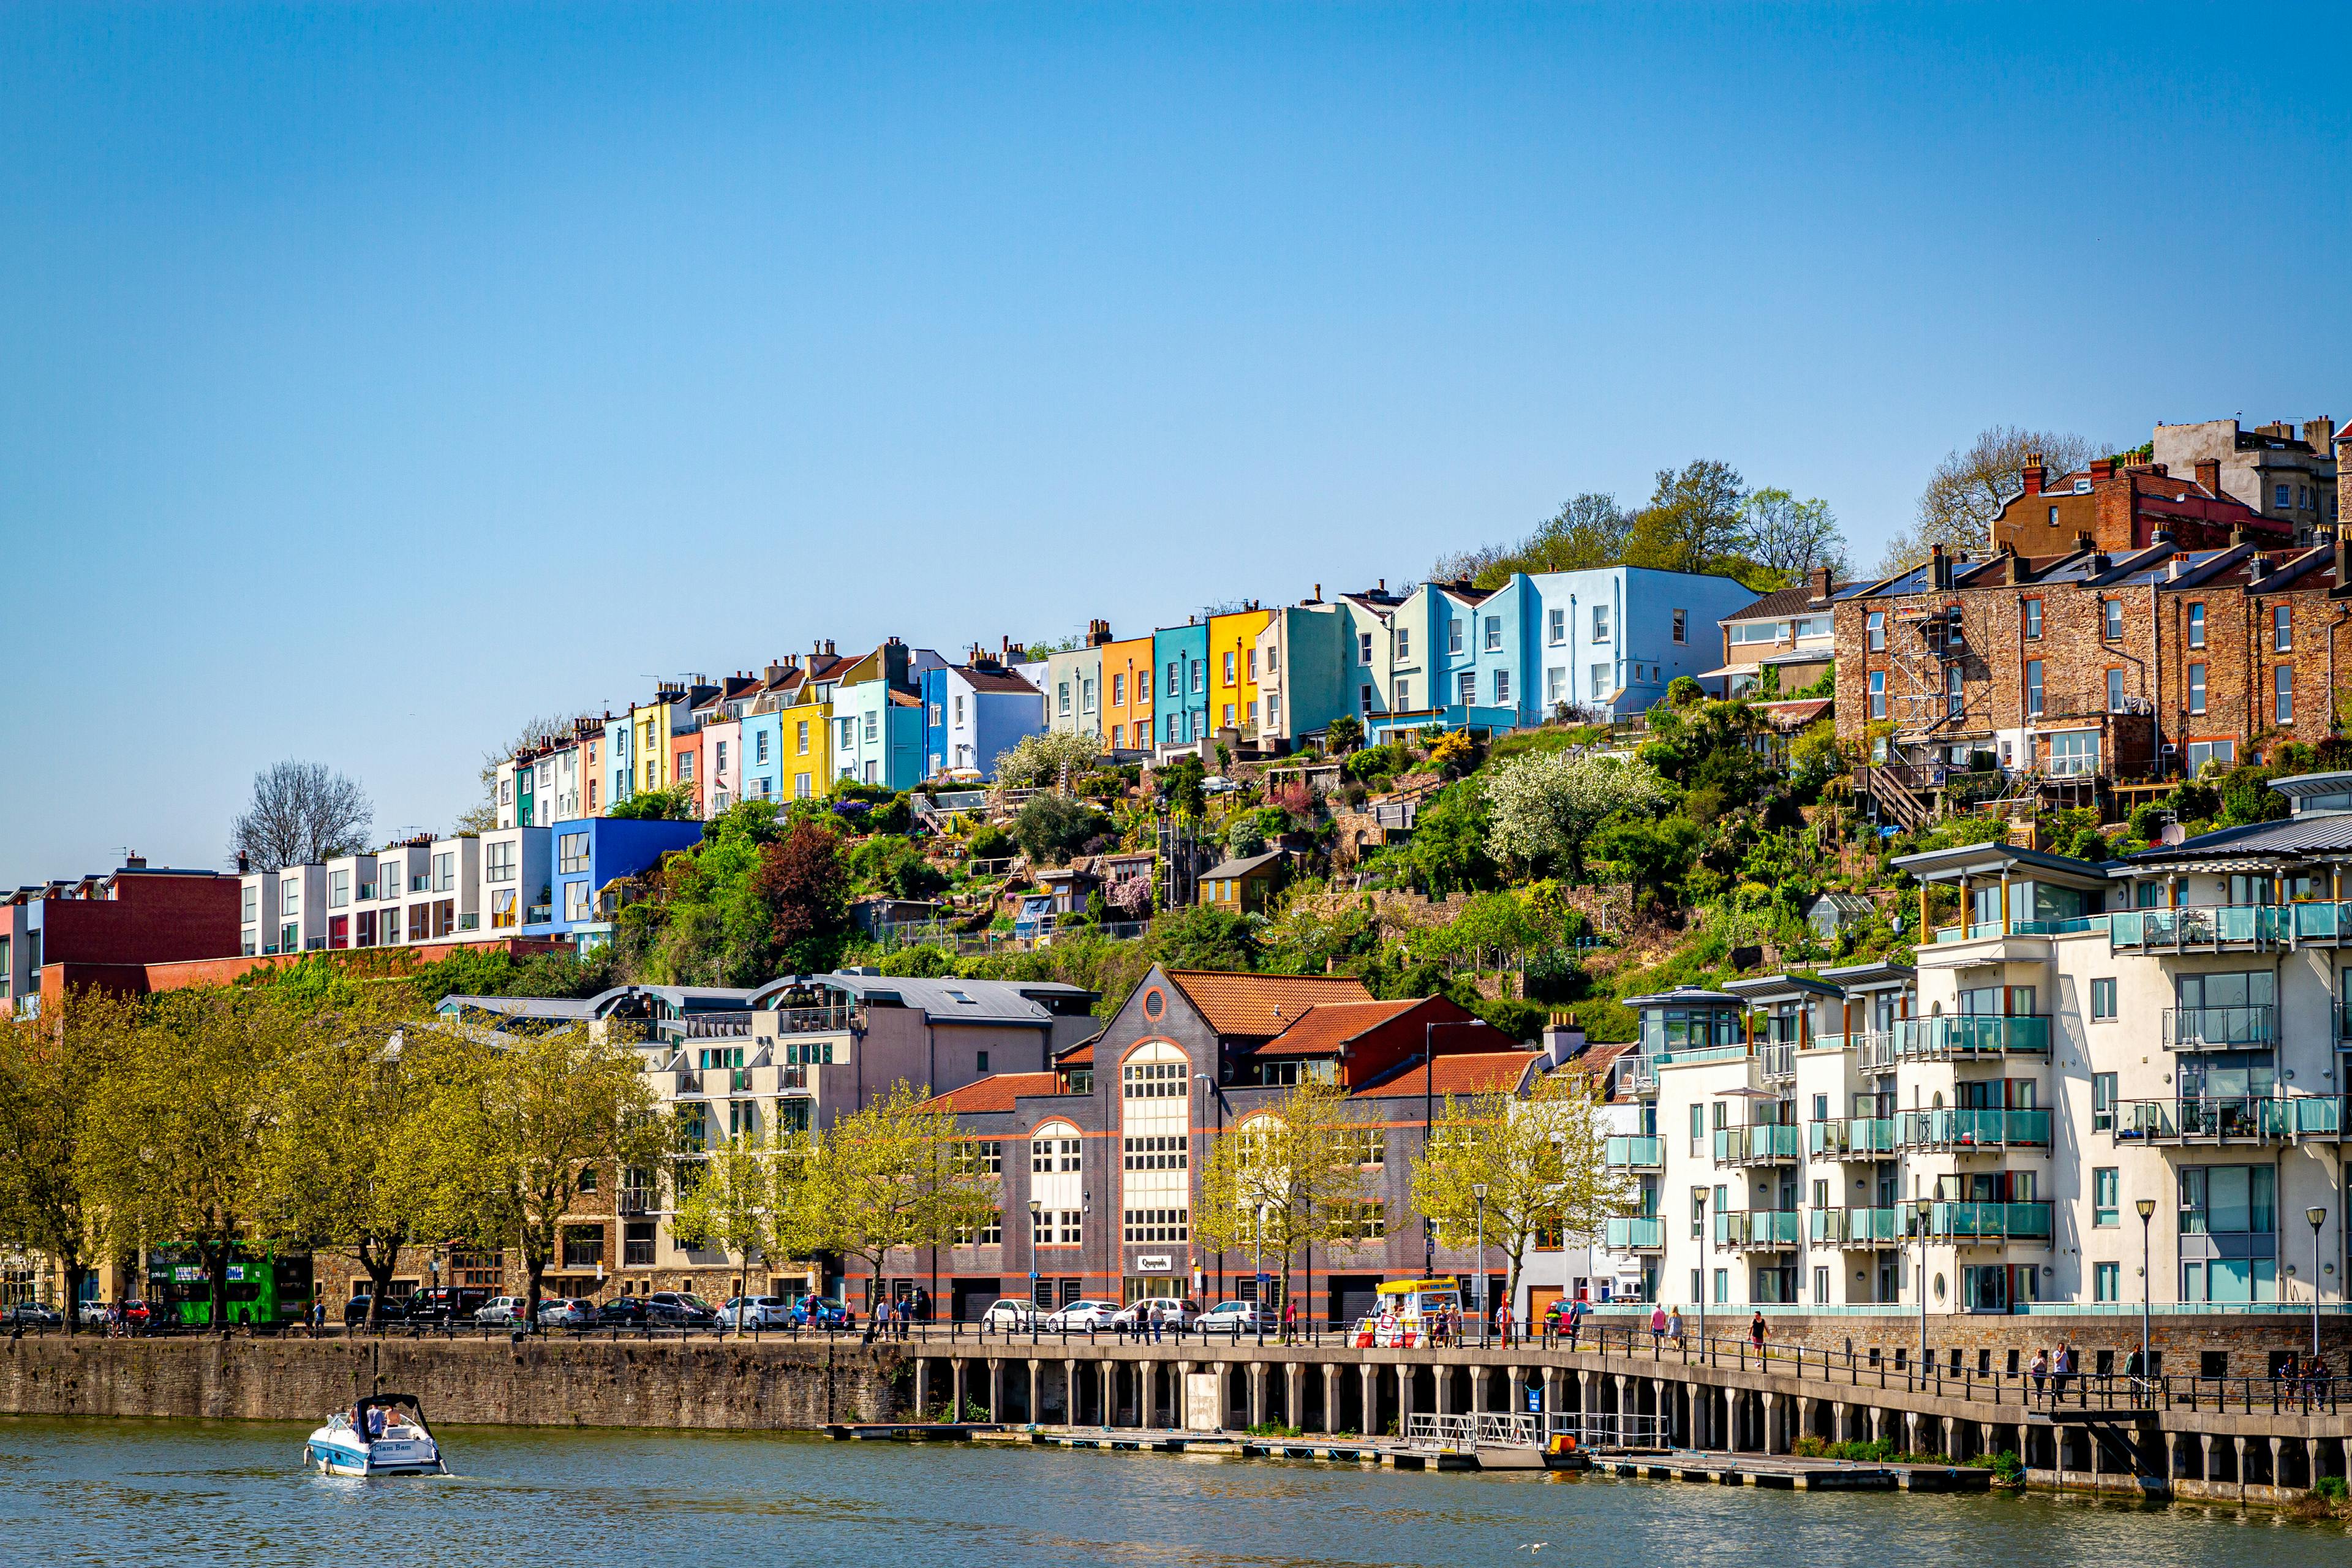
[680,1014,753,1041]
[1759,1043,1796,1082]
[673,1070,703,1095]
[2111,1095,2310,1144]
[1713,1124,1800,1166]
[1604,1135,1662,1170]
[617,1188,655,1216]
[2162,1006,2274,1050]
[1810,1207,1900,1247]
[1715,1209,1801,1250]
[1924,1200,2051,1243]
[771,1002,862,1035]
[1894,1015,2050,1059]
[1618,1055,1658,1094]
[2110,905,2286,953]
[1894,1107,2051,1150]
[1809,1117,1896,1159]
[1604,1216,1664,1252]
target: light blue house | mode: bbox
[538,816,706,949]
[1150,620,1210,753]
[1371,567,1757,737]
[1525,567,1755,720]
[921,654,1044,778]
[834,639,941,791]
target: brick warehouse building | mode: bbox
[886,968,1545,1325]
[0,859,243,1016]
[1838,531,2352,826]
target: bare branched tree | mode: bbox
[1877,426,2101,573]
[1744,488,1849,582]
[229,761,374,872]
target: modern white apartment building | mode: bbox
[239,834,483,956]
[1598,773,2352,1322]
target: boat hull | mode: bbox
[303,1433,444,1477]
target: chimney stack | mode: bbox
[2090,457,2116,483]
[2195,458,2222,497]
[1929,541,1951,589]
[1542,1012,1587,1068]
[2304,417,2335,450]
[1809,564,1833,601]
[2021,453,2046,496]
[2335,531,2350,590]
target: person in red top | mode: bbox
[1281,1295,1298,1345]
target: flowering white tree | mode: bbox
[1483,752,1669,881]
[992,730,1104,790]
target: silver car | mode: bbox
[1041,1298,1121,1332]
[535,1297,597,1328]
[1107,1297,1199,1332]
[719,1295,797,1330]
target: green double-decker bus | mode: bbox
[148,1244,314,1327]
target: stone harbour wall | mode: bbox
[0,1333,910,1430]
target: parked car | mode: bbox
[1196,1300,1269,1335]
[475,1297,533,1326]
[3,1303,64,1329]
[1041,1299,1122,1332]
[644,1291,720,1327]
[535,1297,597,1328]
[1107,1297,1199,1332]
[794,1298,855,1330]
[116,1300,153,1330]
[979,1297,1042,1332]
[595,1297,652,1328]
[343,1294,409,1327]
[404,1287,492,1325]
[719,1295,797,1330]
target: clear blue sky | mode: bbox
[2,3,2346,880]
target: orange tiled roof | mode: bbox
[1057,1039,1096,1066]
[926,1071,1061,1115]
[1355,1050,1542,1101]
[1162,970,1374,1039]
[1256,997,1427,1057]
[1574,1041,1637,1101]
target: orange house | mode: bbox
[1098,633,1156,753]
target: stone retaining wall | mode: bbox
[0,1334,908,1430]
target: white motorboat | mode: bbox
[303,1393,447,1476]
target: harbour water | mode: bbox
[2,1416,2345,1567]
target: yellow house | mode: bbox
[628,688,680,800]
[1206,605,1274,740]
[788,696,833,801]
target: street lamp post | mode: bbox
[1253,1204,1267,1346]
[1694,1189,1707,1351]
[1027,1198,1042,1346]
[1474,1183,1490,1347]
[2136,1197,2157,1384]
[2310,1206,2329,1359]
[1194,1072,1220,1298]
[1914,1197,1932,1382]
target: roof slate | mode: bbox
[1256,997,1427,1057]
[1354,1050,1541,1100]
[925,1071,1065,1114]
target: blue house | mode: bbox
[921,653,1044,778]
[1527,567,1755,720]
[1376,581,1513,739]
[1150,620,1209,753]
[538,817,706,949]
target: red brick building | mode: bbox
[0,860,242,1016]
[1993,454,2290,556]
[1836,534,2348,825]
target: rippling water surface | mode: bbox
[2,1417,2345,1567]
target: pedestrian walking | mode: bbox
[1566,1296,1586,1351]
[1282,1295,1298,1346]
[1748,1311,1766,1356]
[1667,1306,1684,1346]
[1649,1303,1667,1349]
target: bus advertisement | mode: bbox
[146,1244,314,1327]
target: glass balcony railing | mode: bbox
[1809,1207,1899,1245]
[2110,905,2287,951]
[1894,1107,2051,1148]
[1759,1043,1796,1080]
[1894,1015,2050,1058]
[2162,1005,2274,1049]
[1604,1136,1663,1170]
[1604,1216,1664,1251]
[1715,1209,1801,1248]
[1809,1117,1897,1158]
[1712,1124,1801,1164]
[1924,1200,2052,1242]
[2113,1096,2301,1142]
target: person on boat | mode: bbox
[364,1403,388,1439]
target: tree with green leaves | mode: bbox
[1193,1079,1375,1309]
[672,1126,810,1317]
[790,1080,1000,1305]
[422,1024,669,1314]
[606,781,700,821]
[1409,1069,1633,1314]
[256,998,454,1329]
[79,989,305,1325]
[1623,461,1769,586]
[1323,714,1364,755]
[0,992,134,1330]
[1743,488,1849,582]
